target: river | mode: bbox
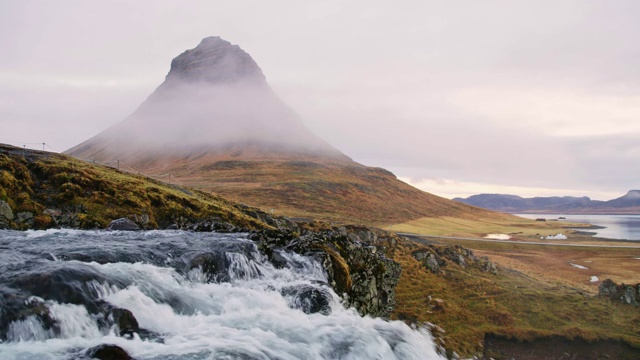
[515,214,640,241]
[0,229,443,359]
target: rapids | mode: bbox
[0,229,444,359]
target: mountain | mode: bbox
[454,191,640,214]
[66,36,503,225]
[67,36,349,164]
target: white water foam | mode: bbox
[1,246,444,359]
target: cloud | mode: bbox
[1,0,640,199]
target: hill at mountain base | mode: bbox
[67,36,508,226]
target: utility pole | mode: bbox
[117,160,120,171]
[42,143,45,151]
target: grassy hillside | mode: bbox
[387,237,640,357]
[69,147,516,227]
[0,144,269,230]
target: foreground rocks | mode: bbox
[251,226,402,318]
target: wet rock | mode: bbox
[282,284,332,315]
[0,290,59,341]
[97,304,139,336]
[0,200,13,221]
[108,218,140,231]
[9,265,127,313]
[188,252,231,283]
[251,228,402,318]
[85,344,133,360]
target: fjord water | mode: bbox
[516,214,640,240]
[0,229,443,359]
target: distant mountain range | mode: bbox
[453,190,640,214]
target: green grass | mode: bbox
[0,144,270,230]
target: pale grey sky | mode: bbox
[1,1,639,200]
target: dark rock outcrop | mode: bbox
[251,227,401,318]
[412,244,497,275]
[599,279,639,306]
[85,344,133,360]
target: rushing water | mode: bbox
[515,214,640,240]
[0,229,443,359]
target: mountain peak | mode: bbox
[165,36,266,86]
[67,36,351,165]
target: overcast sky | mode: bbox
[1,1,639,200]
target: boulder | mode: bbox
[282,284,333,315]
[188,252,231,283]
[85,344,133,360]
[111,307,139,336]
[599,279,619,297]
[0,200,13,221]
[108,218,140,231]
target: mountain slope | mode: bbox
[0,144,270,230]
[66,36,507,225]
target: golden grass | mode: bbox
[388,239,640,357]
[0,145,269,230]
[390,215,585,239]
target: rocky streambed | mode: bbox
[0,228,444,360]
